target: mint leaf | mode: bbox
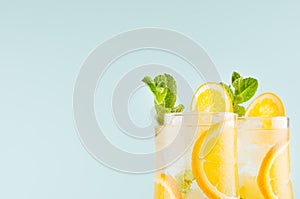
[232,76,258,103]
[142,73,185,125]
[164,74,177,108]
[232,71,241,84]
[175,170,195,193]
[172,104,185,113]
[233,104,246,117]
[154,74,167,88]
[142,76,157,97]
[237,77,258,103]
[222,72,258,117]
[232,77,243,94]
[156,89,168,105]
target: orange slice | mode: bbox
[245,92,285,117]
[154,173,183,199]
[190,82,233,112]
[257,139,294,198]
[191,122,238,199]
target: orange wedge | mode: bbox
[190,82,233,112]
[154,173,183,199]
[191,122,238,199]
[257,139,294,198]
[245,92,285,117]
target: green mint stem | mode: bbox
[221,71,258,117]
[142,73,185,125]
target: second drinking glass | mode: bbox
[238,117,294,199]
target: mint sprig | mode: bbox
[142,74,185,125]
[221,71,258,116]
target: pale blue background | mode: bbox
[1,1,299,198]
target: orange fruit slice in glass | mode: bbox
[154,173,183,199]
[191,122,238,199]
[257,139,294,198]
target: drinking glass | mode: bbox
[154,112,239,199]
[238,117,294,199]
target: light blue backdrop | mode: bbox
[1,1,299,198]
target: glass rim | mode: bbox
[163,112,289,120]
[163,112,237,117]
[237,116,290,130]
[159,112,237,126]
[238,116,290,121]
